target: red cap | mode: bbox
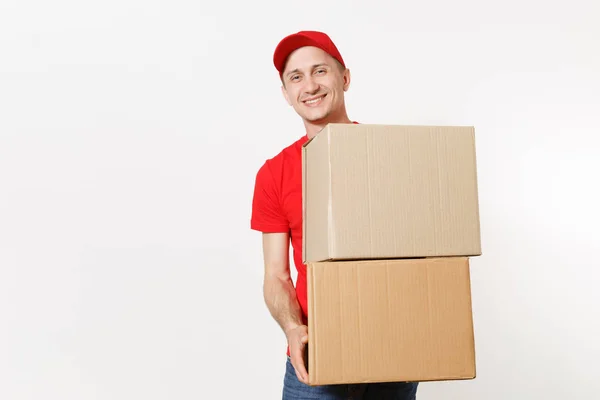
[273,31,346,76]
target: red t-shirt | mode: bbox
[251,134,310,324]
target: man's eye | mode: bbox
[316,69,326,74]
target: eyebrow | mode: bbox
[285,63,330,78]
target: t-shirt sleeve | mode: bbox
[251,161,289,233]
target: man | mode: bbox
[251,31,419,399]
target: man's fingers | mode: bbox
[291,342,309,384]
[294,367,303,383]
[294,362,308,384]
[286,326,310,384]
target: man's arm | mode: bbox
[262,232,302,331]
[262,232,309,384]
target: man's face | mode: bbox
[281,46,350,124]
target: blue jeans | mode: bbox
[282,357,419,400]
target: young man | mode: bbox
[251,31,419,399]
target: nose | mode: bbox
[303,75,320,94]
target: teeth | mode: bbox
[305,96,323,104]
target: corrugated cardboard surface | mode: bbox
[302,124,481,263]
[307,257,476,386]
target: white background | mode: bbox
[1,0,599,399]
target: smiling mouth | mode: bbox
[303,94,326,106]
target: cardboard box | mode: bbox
[302,124,481,263]
[306,257,476,386]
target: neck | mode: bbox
[304,111,352,139]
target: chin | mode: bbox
[304,109,331,123]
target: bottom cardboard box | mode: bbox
[306,257,476,386]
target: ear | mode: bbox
[281,84,292,106]
[342,68,351,92]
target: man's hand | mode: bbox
[261,233,308,383]
[286,324,309,384]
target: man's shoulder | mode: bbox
[258,135,306,174]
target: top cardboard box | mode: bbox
[302,124,481,263]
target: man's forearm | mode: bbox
[263,275,304,334]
